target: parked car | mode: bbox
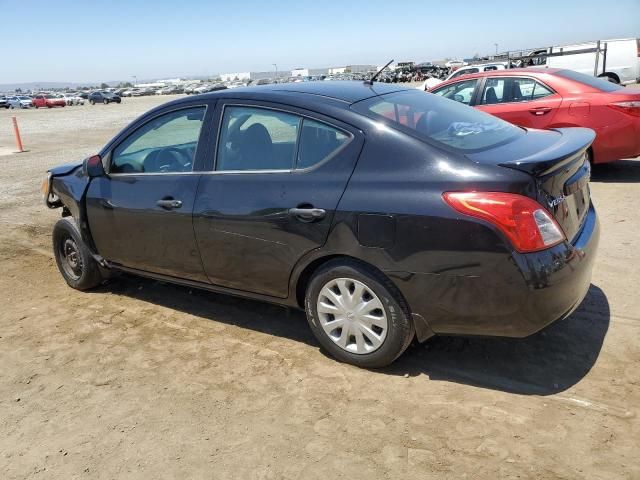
[120,89,140,97]
[183,84,198,94]
[0,95,8,108]
[70,93,85,105]
[42,81,598,368]
[33,94,66,108]
[57,93,83,106]
[429,68,640,164]
[7,95,33,109]
[89,91,121,105]
[193,83,226,94]
[419,63,508,91]
[159,85,183,95]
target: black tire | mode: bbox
[52,217,103,290]
[103,98,109,105]
[599,73,620,84]
[305,259,415,368]
[90,99,95,105]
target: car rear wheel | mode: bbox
[90,99,95,105]
[53,217,103,290]
[305,259,414,368]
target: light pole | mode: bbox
[273,64,278,81]
[494,43,498,56]
[132,75,137,86]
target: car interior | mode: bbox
[217,112,345,171]
[111,142,198,173]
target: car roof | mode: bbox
[200,81,408,104]
[442,67,563,82]
[433,68,567,90]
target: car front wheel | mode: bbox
[305,260,414,368]
[103,98,109,104]
[53,217,103,290]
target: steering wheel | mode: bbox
[156,147,191,172]
[453,94,465,103]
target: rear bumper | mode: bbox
[592,117,640,163]
[390,204,599,339]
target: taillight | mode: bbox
[443,192,565,253]
[637,38,640,57]
[609,101,640,117]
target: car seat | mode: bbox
[484,87,499,104]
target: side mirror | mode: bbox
[85,154,105,178]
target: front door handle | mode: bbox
[100,199,116,209]
[288,207,326,220]
[156,199,183,210]
[529,107,552,116]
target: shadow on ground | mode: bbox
[386,285,610,395]
[591,158,640,183]
[102,277,609,396]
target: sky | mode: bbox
[1,0,639,84]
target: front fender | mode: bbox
[49,163,104,264]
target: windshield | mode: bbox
[352,90,523,153]
[556,69,622,92]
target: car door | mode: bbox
[473,76,562,129]
[85,103,214,281]
[193,101,363,298]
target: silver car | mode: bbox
[7,95,33,109]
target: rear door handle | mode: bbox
[529,107,552,116]
[288,207,326,220]
[156,199,183,209]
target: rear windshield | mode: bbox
[555,69,622,92]
[352,90,523,153]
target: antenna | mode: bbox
[364,59,394,85]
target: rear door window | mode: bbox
[352,89,523,153]
[431,79,479,105]
[216,106,300,171]
[480,77,554,104]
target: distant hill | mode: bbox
[0,75,218,92]
[0,81,119,92]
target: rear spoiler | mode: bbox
[498,128,595,176]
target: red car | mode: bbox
[429,68,640,164]
[32,94,66,109]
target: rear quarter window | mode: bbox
[353,90,523,153]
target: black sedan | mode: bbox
[41,81,599,368]
[88,90,121,105]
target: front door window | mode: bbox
[110,107,205,174]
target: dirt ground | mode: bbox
[0,95,639,480]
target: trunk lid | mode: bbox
[466,127,596,243]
